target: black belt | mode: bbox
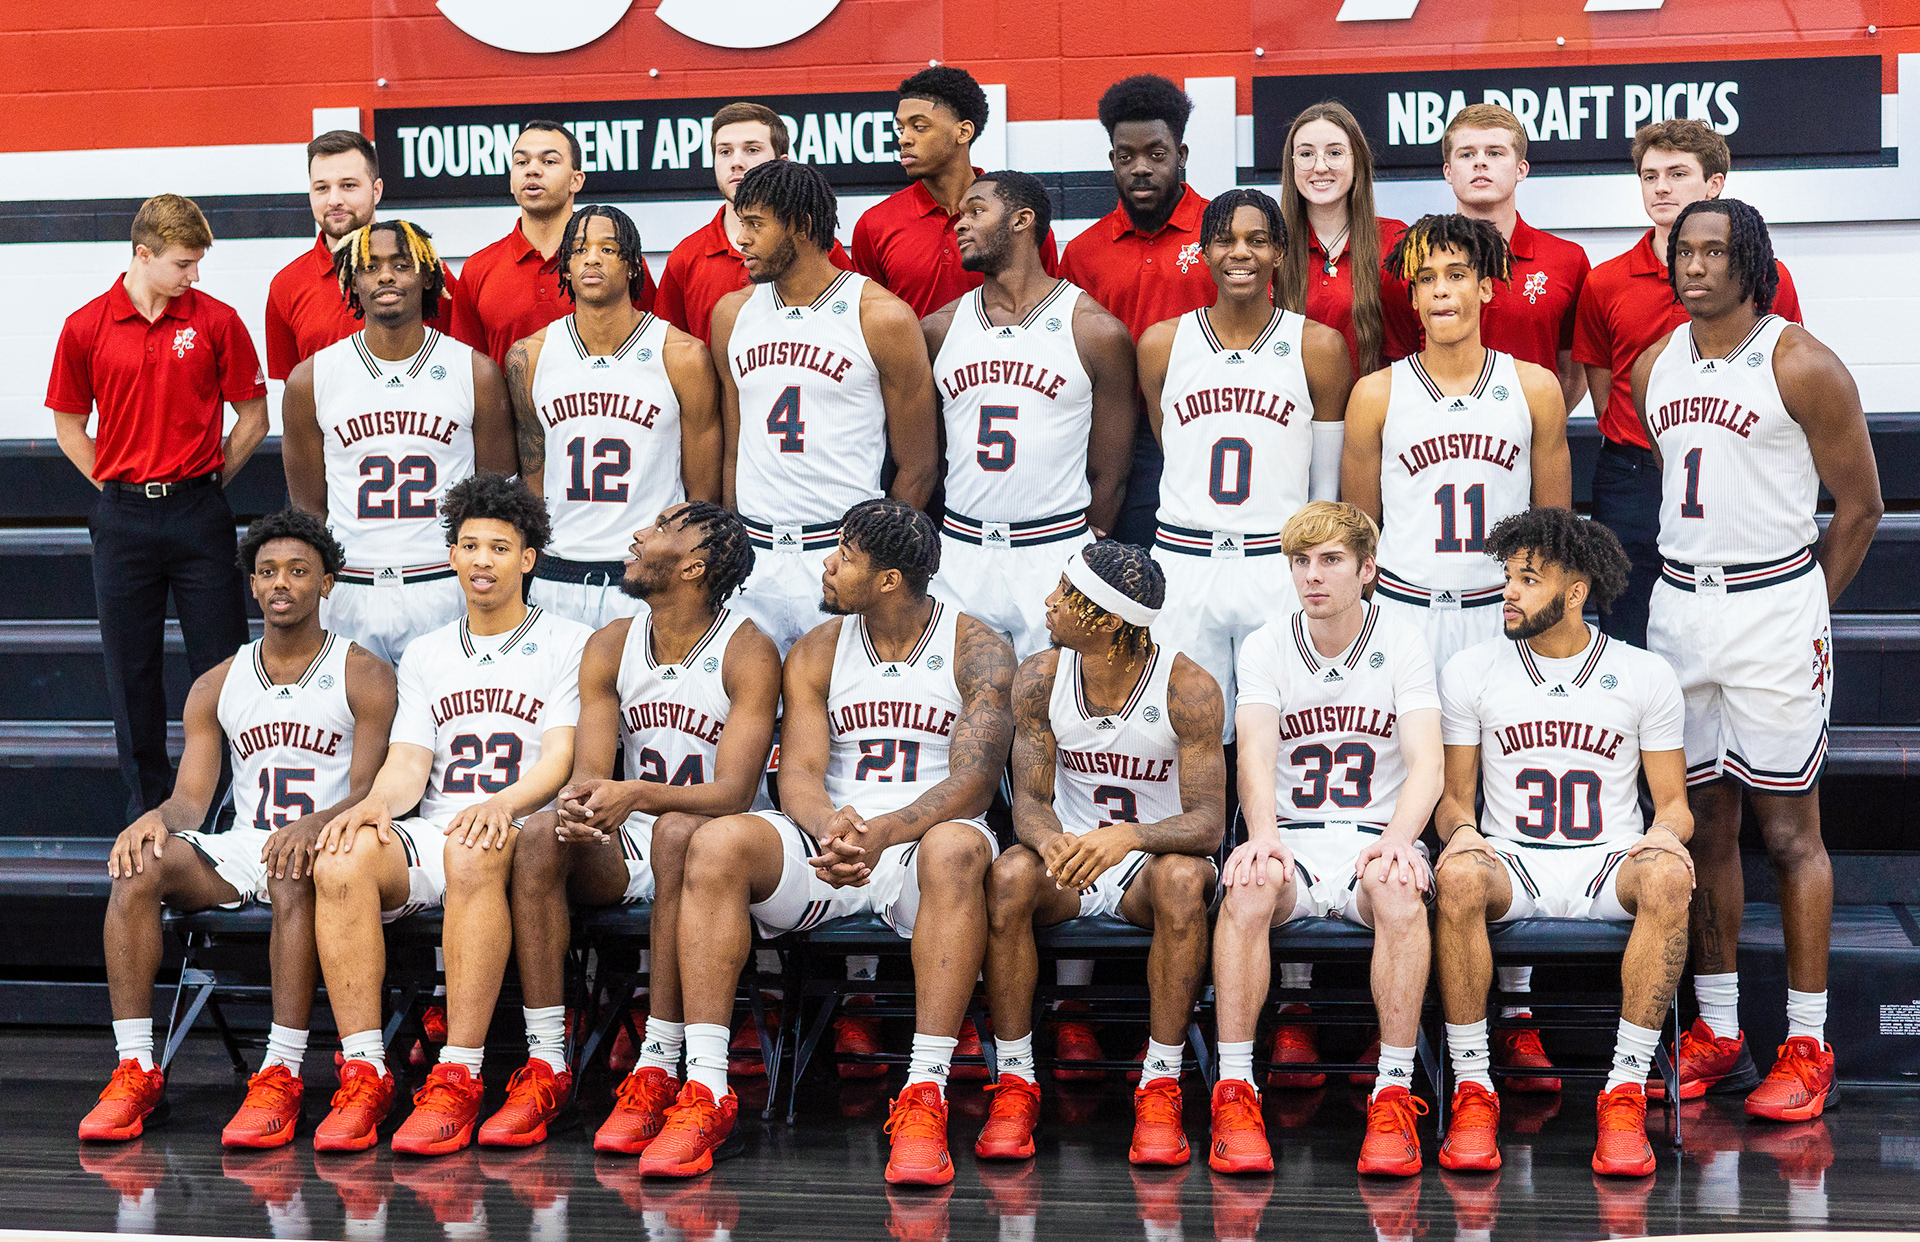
[533,552,627,586]
[107,472,219,498]
[1599,438,1656,462]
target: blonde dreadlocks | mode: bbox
[334,220,445,319]
[1061,541,1165,671]
[1385,213,1511,286]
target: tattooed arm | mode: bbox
[1008,650,1070,857]
[504,332,547,492]
[1048,653,1225,893]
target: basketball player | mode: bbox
[712,160,939,653]
[1140,188,1353,739]
[79,510,395,1147]
[925,170,1138,658]
[1207,501,1442,1178]
[486,503,778,1152]
[1633,199,1882,1119]
[508,205,722,630]
[1432,507,1695,1179]
[974,541,1225,1165]
[309,474,592,1154]
[643,500,1016,1184]
[281,221,517,665]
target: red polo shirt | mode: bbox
[1574,229,1803,448]
[1060,185,1216,341]
[263,235,467,380]
[46,279,266,483]
[655,205,853,342]
[852,170,1060,318]
[1477,215,1591,372]
[1306,216,1423,373]
[451,220,656,369]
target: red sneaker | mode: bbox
[883,1081,955,1185]
[728,1020,767,1077]
[1592,1083,1657,1177]
[1745,1036,1836,1122]
[979,1160,1041,1219]
[1129,1076,1191,1165]
[637,1081,738,1177]
[609,1022,638,1075]
[1350,1032,1381,1087]
[1267,1007,1325,1089]
[1206,1079,1273,1174]
[314,1060,396,1151]
[222,1064,304,1148]
[391,1062,484,1156]
[952,1016,990,1083]
[1653,1018,1758,1101]
[479,1144,571,1211]
[78,1060,166,1142]
[832,1013,886,1080]
[1437,1081,1502,1171]
[411,1004,449,1069]
[1052,1016,1106,1082]
[1356,1085,1427,1177]
[1493,1027,1562,1093]
[594,1067,679,1153]
[392,1147,483,1222]
[478,1060,571,1147]
[974,1073,1041,1159]
[221,1144,304,1207]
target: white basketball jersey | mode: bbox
[1049,646,1183,835]
[822,602,965,817]
[728,271,883,526]
[313,329,477,568]
[219,633,357,833]
[934,281,1094,520]
[1157,308,1313,534]
[1376,351,1532,590]
[616,605,750,796]
[1440,628,1685,847]
[1644,316,1819,565]
[392,607,593,822]
[1235,604,1439,827]
[535,314,685,562]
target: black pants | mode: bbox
[1590,439,1663,648]
[1112,427,1164,548]
[90,485,250,821]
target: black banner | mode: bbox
[1253,57,1883,171]
[372,92,909,200]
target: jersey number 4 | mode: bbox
[358,455,436,519]
[767,386,805,453]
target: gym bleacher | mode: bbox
[1,421,1915,1090]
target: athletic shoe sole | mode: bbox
[638,1150,716,1178]
[1437,1144,1501,1172]
[1745,1079,1837,1122]
[221,1122,299,1149]
[1127,1142,1191,1166]
[79,1099,168,1143]
[1653,1044,1762,1101]
[883,1160,956,1186]
[974,1136,1036,1160]
[1591,1150,1657,1177]
[391,1123,475,1156]
[314,1127,383,1153]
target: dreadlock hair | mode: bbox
[238,508,344,577]
[733,159,838,253]
[840,499,940,597]
[1097,74,1194,142]
[977,170,1053,249]
[440,471,551,552]
[1667,198,1778,316]
[558,204,646,304]
[673,502,755,609]
[1386,213,1511,286]
[898,65,991,142]
[1060,540,1165,669]
[1200,187,1287,253]
[335,219,445,318]
[1483,508,1631,611]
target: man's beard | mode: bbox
[819,591,853,616]
[746,236,799,284]
[959,220,1012,275]
[1119,179,1178,232]
[619,561,670,601]
[1504,593,1566,640]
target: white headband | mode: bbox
[1063,548,1160,627]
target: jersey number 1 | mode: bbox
[1680,448,1705,518]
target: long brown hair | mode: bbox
[1276,102,1388,376]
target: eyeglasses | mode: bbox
[1292,148,1353,168]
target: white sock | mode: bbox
[113,1018,155,1072]
[999,1216,1037,1242]
[1056,958,1094,987]
[1142,1039,1184,1083]
[1372,1043,1416,1098]
[684,1023,731,1097]
[1695,972,1740,1039]
[1785,1169,1828,1223]
[266,1189,310,1239]
[340,1030,387,1076]
[1786,988,1827,1042]
[262,1024,310,1073]
[1606,1018,1662,1092]
[756,949,782,975]
[1497,966,1534,1019]
[906,1033,958,1092]
[847,955,878,982]
[1446,1020,1494,1091]
[1279,962,1312,990]
[1143,1224,1184,1242]
[523,1005,568,1073]
[440,1044,484,1073]
[1218,1039,1255,1086]
[1697,1149,1741,1216]
[343,1202,388,1242]
[636,1017,685,1076]
[529,1198,567,1242]
[995,1032,1037,1083]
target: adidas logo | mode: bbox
[1215,536,1239,553]
[1547,683,1568,697]
[776,533,798,547]
[1701,360,1717,371]
[386,374,404,388]
[1322,668,1343,682]
[1435,590,1457,605]
[1698,568,1721,587]
[882,665,901,677]
[661,667,679,680]
[591,357,609,369]
[274,686,293,699]
[996,326,1016,339]
[985,529,1007,544]
[784,307,804,319]
[1225,352,1245,364]
[1096,718,1117,730]
[1448,397,1467,411]
[477,653,494,666]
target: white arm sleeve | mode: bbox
[1309,419,1345,502]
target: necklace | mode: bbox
[1317,224,1350,276]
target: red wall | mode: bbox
[2,0,1911,153]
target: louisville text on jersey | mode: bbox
[623,701,723,744]
[830,701,957,737]
[1169,386,1297,428]
[1277,704,1397,742]
[430,687,546,727]
[938,359,1070,402]
[732,341,856,382]
[1650,394,1761,439]
[332,410,461,449]
[1395,432,1523,477]
[1058,749,1175,782]
[230,720,346,760]
[538,390,665,430]
[1491,719,1627,760]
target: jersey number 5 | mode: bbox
[767,386,805,453]
[977,405,1018,472]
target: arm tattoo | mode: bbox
[1009,655,1067,852]
[1128,662,1226,856]
[505,343,544,477]
[878,617,1016,840]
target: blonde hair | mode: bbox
[335,220,445,317]
[1443,103,1528,163]
[131,194,213,256]
[1276,102,1389,376]
[1281,501,1380,563]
